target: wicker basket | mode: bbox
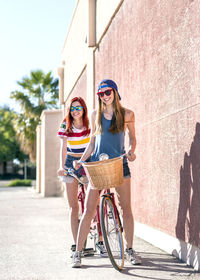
[82,157,123,190]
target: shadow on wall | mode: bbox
[176,122,200,247]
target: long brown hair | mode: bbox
[95,89,125,134]
[63,97,89,133]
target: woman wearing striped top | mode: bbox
[57,97,90,250]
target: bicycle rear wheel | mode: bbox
[100,195,124,271]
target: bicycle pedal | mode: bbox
[83,247,94,252]
[83,252,94,257]
[82,248,95,257]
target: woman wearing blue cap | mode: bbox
[72,79,142,268]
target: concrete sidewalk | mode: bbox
[0,187,198,280]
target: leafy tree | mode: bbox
[10,70,59,162]
[0,106,27,175]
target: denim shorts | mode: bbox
[123,161,131,178]
[64,154,85,179]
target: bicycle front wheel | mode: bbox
[100,195,124,271]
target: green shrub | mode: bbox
[7,179,32,187]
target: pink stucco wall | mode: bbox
[94,0,200,246]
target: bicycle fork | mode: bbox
[102,192,123,233]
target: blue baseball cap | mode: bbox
[97,79,121,100]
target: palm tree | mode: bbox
[10,69,59,162]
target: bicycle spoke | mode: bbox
[100,196,124,271]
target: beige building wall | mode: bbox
[96,0,123,42]
[61,0,124,107]
[62,0,88,102]
[38,109,63,197]
[36,125,41,193]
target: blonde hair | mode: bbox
[95,89,125,135]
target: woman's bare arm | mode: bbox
[73,111,97,169]
[79,110,96,161]
[125,109,136,162]
[57,137,67,175]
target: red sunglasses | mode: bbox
[97,89,112,98]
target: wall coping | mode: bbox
[40,109,62,120]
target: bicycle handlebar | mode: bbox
[79,153,127,165]
[59,168,88,185]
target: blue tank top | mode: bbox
[91,114,126,163]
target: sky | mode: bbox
[0,0,77,110]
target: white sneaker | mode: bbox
[125,248,142,265]
[96,241,107,257]
[70,244,76,258]
[72,251,82,268]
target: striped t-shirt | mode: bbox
[58,121,90,154]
